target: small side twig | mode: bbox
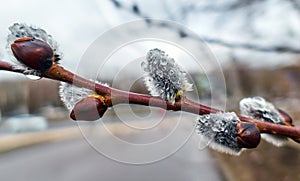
[0,61,27,74]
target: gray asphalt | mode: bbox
[0,133,224,181]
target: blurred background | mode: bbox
[0,0,300,181]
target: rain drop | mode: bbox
[160,58,167,65]
[169,69,174,75]
[156,70,163,77]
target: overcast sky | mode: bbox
[0,0,110,68]
[0,0,299,80]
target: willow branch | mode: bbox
[1,60,299,143]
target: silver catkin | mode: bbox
[195,112,242,155]
[240,96,287,147]
[141,48,192,104]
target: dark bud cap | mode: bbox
[278,109,294,126]
[236,122,261,149]
[70,96,107,121]
[11,37,54,72]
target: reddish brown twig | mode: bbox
[43,64,300,143]
[1,61,300,143]
[0,61,27,74]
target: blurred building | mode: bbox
[0,79,62,116]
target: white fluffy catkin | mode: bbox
[240,96,287,147]
[195,112,243,155]
[141,48,192,104]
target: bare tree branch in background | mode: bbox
[288,0,300,12]
[110,0,300,54]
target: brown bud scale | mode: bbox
[70,96,107,121]
[11,37,54,71]
[237,122,261,149]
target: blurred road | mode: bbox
[0,131,224,181]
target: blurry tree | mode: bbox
[110,0,300,54]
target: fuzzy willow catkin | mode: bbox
[240,96,288,146]
[141,48,192,104]
[196,112,243,155]
[7,23,61,74]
